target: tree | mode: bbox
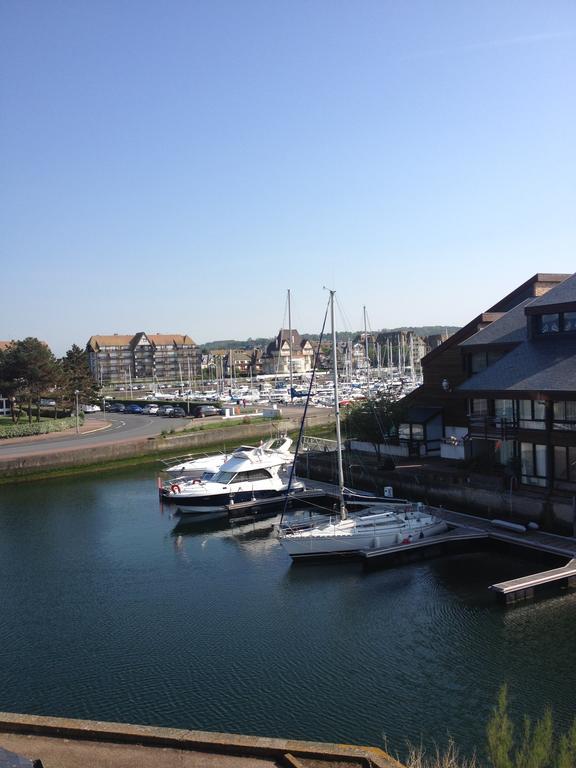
[343,393,405,461]
[1,338,61,423]
[486,684,514,768]
[60,344,99,406]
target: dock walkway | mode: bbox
[301,481,576,604]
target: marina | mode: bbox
[1,464,576,762]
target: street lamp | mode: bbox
[74,390,80,435]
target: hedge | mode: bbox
[0,415,83,439]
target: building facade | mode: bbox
[260,330,314,375]
[87,333,200,386]
[398,273,576,496]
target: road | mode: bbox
[0,405,332,460]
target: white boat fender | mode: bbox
[491,519,527,533]
[171,483,181,494]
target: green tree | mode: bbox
[1,338,61,423]
[60,344,99,407]
[343,393,404,460]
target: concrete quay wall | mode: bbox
[0,711,403,768]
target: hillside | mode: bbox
[201,326,460,350]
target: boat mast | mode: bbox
[330,290,347,519]
[363,305,370,397]
[288,288,293,403]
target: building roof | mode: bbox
[146,334,196,347]
[88,335,135,350]
[487,273,571,312]
[402,406,443,423]
[524,271,576,310]
[459,299,531,347]
[266,329,310,355]
[458,336,576,394]
[88,333,196,350]
[0,341,14,352]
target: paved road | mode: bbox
[0,405,331,460]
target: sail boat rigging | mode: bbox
[278,289,448,560]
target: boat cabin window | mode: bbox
[230,469,273,483]
[212,470,235,484]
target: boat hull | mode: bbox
[279,519,449,559]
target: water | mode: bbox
[0,466,575,760]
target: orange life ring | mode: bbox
[170,483,181,494]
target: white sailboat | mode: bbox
[277,290,447,559]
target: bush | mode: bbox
[0,415,82,439]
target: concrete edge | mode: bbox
[0,713,403,767]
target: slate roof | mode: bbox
[458,336,576,393]
[527,272,576,309]
[146,334,196,347]
[88,333,196,350]
[459,300,531,347]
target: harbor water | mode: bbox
[0,465,575,760]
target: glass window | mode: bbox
[470,352,487,373]
[563,312,576,332]
[411,424,424,440]
[494,399,514,419]
[398,424,411,440]
[519,400,546,429]
[471,399,489,415]
[554,446,568,480]
[521,442,547,486]
[539,314,560,333]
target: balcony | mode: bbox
[468,415,518,441]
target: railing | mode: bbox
[468,416,518,440]
[301,436,338,453]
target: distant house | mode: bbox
[87,332,200,386]
[260,330,314,375]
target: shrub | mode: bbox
[0,416,82,439]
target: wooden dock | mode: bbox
[359,504,576,604]
[490,559,576,604]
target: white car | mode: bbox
[141,404,159,415]
[81,404,102,413]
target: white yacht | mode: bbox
[161,440,304,516]
[163,436,292,478]
[277,290,447,559]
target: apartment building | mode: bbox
[87,332,200,386]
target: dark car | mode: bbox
[105,402,125,412]
[168,406,187,418]
[124,404,143,414]
[156,405,175,417]
[194,405,220,418]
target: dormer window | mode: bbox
[539,314,560,333]
[535,311,576,335]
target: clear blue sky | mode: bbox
[1,0,575,355]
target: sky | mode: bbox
[1,0,575,356]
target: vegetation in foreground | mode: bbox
[403,685,576,768]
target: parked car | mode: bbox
[81,404,101,413]
[141,404,159,415]
[168,406,187,418]
[194,405,220,418]
[157,405,175,417]
[104,402,123,412]
[124,404,144,414]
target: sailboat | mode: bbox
[277,290,448,560]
